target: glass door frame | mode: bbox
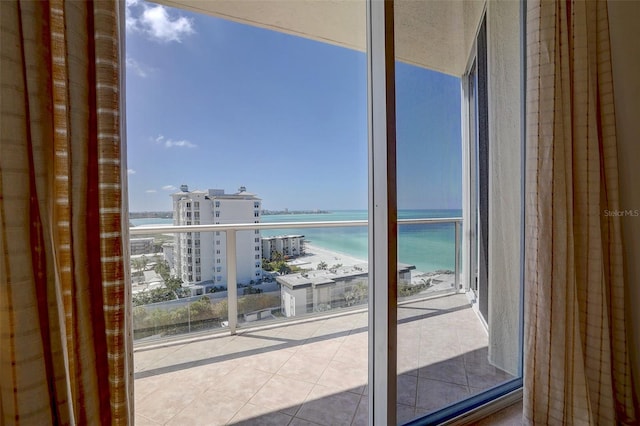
[367,1,525,425]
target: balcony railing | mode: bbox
[129,217,462,338]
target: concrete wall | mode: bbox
[486,0,522,375]
[608,0,640,408]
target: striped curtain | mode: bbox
[525,0,637,424]
[0,1,133,424]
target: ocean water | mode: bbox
[130,209,461,273]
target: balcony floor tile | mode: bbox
[134,294,515,425]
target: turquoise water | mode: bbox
[130,209,461,273]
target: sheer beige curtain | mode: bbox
[525,0,637,424]
[0,1,132,424]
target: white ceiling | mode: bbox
[157,0,485,77]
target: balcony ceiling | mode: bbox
[156,0,485,77]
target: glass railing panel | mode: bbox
[132,294,226,340]
[129,218,462,343]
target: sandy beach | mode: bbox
[289,243,456,292]
[288,243,367,270]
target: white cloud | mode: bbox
[145,189,157,193]
[125,0,141,32]
[165,139,197,148]
[154,134,197,149]
[127,168,136,175]
[126,1,195,43]
[162,185,177,191]
[126,57,148,78]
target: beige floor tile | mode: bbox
[238,349,294,374]
[397,403,417,425]
[397,350,420,376]
[276,352,332,383]
[419,341,464,365]
[134,344,186,372]
[290,417,325,426]
[205,365,273,401]
[196,357,240,381]
[229,403,293,425]
[333,344,368,368]
[160,339,231,366]
[296,386,360,425]
[415,378,470,412]
[166,395,244,426]
[249,374,314,412]
[295,338,343,360]
[276,322,324,340]
[214,335,270,356]
[135,379,204,424]
[342,331,367,349]
[317,359,367,394]
[351,395,368,426]
[135,374,168,402]
[465,361,513,389]
[397,374,418,407]
[462,347,490,365]
[134,414,161,425]
[134,294,506,425]
[418,357,468,386]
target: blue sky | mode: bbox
[125,1,461,212]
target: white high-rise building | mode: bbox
[171,185,262,289]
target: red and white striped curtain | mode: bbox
[0,1,133,424]
[525,0,637,424]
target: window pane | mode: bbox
[393,1,522,423]
[127,0,368,424]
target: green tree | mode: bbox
[189,297,213,321]
[344,282,368,307]
[131,257,145,275]
[212,299,229,321]
[140,255,149,271]
[238,293,279,315]
[154,260,171,281]
[317,261,328,270]
[243,285,263,295]
[262,257,274,271]
[277,261,291,275]
[329,263,343,272]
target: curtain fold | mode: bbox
[524,0,637,424]
[0,1,132,424]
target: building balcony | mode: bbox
[134,293,513,425]
[130,219,515,425]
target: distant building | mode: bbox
[130,237,155,255]
[261,235,305,260]
[162,243,175,271]
[277,263,414,317]
[171,185,262,289]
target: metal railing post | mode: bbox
[227,230,238,335]
[455,220,461,291]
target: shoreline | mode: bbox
[288,243,367,270]
[289,243,456,292]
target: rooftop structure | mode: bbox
[277,263,415,317]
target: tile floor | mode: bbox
[134,294,514,425]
